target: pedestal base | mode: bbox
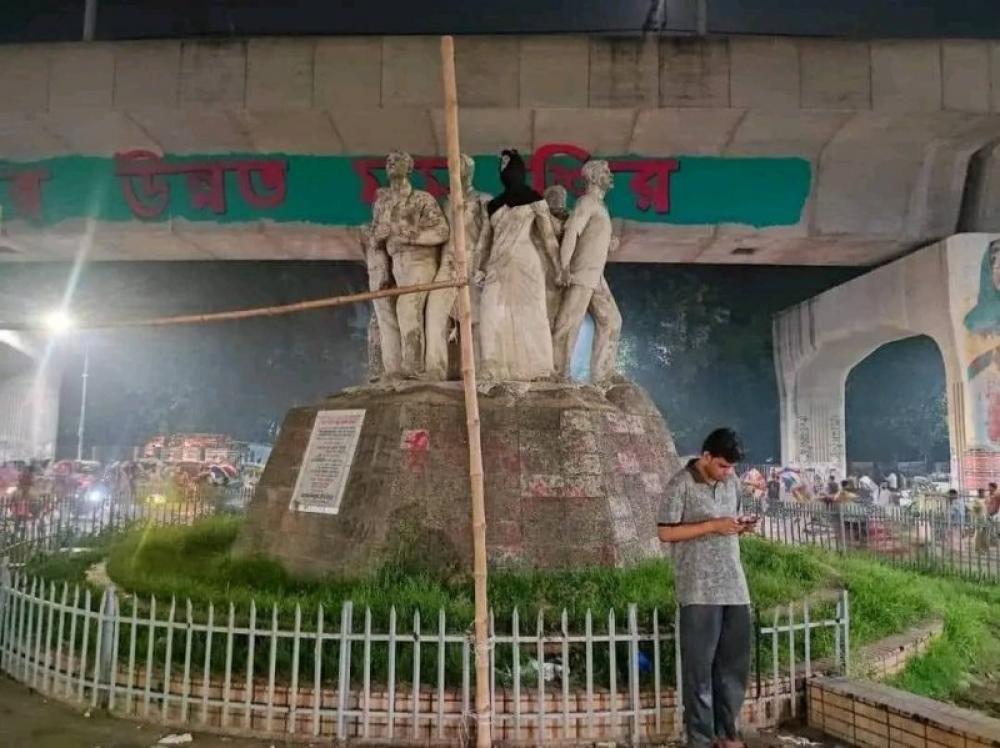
[238,379,680,578]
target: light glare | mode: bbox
[42,310,74,334]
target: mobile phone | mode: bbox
[738,514,759,524]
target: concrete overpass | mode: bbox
[774,233,1000,490]
[2,35,1000,265]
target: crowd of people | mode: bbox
[757,467,1000,512]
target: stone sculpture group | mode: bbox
[363,149,622,383]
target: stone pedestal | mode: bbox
[238,379,679,578]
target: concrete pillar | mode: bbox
[0,334,60,462]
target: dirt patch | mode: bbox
[0,675,313,748]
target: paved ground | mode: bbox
[0,675,841,748]
[0,676,310,748]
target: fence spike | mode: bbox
[536,608,546,746]
[265,603,279,733]
[311,603,324,738]
[288,602,302,735]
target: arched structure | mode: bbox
[774,233,1000,489]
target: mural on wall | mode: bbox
[0,146,811,230]
[962,238,1000,486]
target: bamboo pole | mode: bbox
[440,35,491,748]
[1,279,466,332]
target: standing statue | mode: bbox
[371,150,450,377]
[424,154,491,380]
[477,149,563,381]
[361,217,401,379]
[551,160,623,383]
[542,186,570,329]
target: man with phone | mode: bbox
[657,428,757,748]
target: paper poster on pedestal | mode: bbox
[289,409,366,515]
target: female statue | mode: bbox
[476,149,563,381]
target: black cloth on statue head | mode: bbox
[487,149,544,216]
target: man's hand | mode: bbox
[737,516,760,534]
[712,517,742,536]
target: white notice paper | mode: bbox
[289,409,366,515]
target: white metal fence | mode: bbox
[0,486,851,744]
[749,499,1000,581]
[0,559,849,744]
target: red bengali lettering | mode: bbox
[0,169,51,220]
[115,151,288,220]
[413,158,450,200]
[353,157,450,204]
[236,159,287,209]
[114,150,171,220]
[530,142,591,194]
[186,165,227,214]
[352,158,384,205]
[609,158,679,214]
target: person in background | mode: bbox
[887,471,899,492]
[883,481,894,505]
[835,480,857,504]
[947,488,966,551]
[826,471,839,497]
[988,482,1000,516]
[858,475,877,504]
[766,471,781,504]
[974,491,993,553]
[947,488,965,520]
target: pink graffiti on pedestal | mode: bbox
[400,428,431,473]
[114,150,288,220]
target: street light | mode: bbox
[41,309,88,461]
[42,310,74,335]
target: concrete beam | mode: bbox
[179,41,247,108]
[729,37,799,110]
[658,38,730,108]
[800,40,871,110]
[519,36,590,108]
[871,40,942,113]
[588,37,659,108]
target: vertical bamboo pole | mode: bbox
[440,34,491,748]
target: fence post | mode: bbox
[837,505,846,553]
[842,590,851,677]
[627,604,640,746]
[95,584,119,709]
[336,600,353,741]
[0,556,10,661]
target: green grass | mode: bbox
[21,516,1000,709]
[30,515,851,629]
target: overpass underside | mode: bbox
[1,36,1000,265]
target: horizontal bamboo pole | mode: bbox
[2,278,467,332]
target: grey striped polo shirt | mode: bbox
[657,459,751,607]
